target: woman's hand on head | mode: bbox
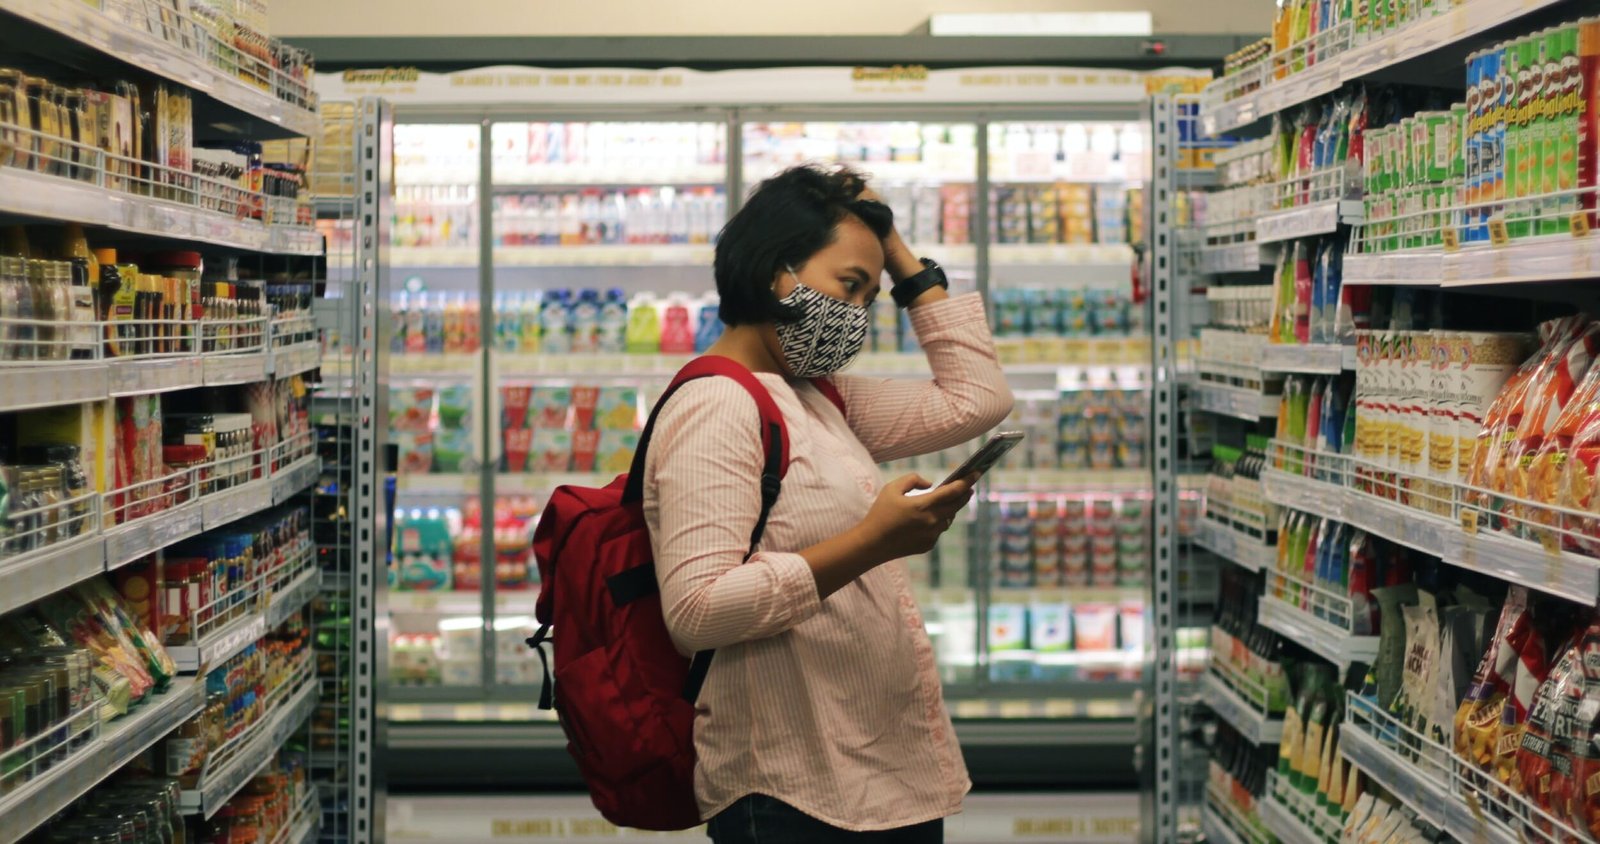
[854,473,974,564]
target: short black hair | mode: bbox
[714,164,894,326]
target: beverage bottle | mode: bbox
[560,194,582,246]
[667,192,690,244]
[424,292,445,353]
[443,294,464,353]
[625,292,661,354]
[497,292,522,352]
[540,289,572,354]
[538,196,560,247]
[405,292,426,354]
[597,288,628,353]
[600,192,624,244]
[660,293,695,354]
[463,295,481,352]
[392,292,409,354]
[570,289,601,353]
[580,191,602,245]
[694,293,723,353]
[520,292,542,353]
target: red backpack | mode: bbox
[529,356,843,831]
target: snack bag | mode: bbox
[1458,587,1531,771]
[1561,396,1600,554]
[1515,628,1582,835]
[1465,317,1582,516]
[1494,615,1552,792]
[1524,358,1600,532]
[1392,602,1441,763]
[1503,322,1600,534]
[1565,613,1600,838]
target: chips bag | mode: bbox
[1566,616,1600,839]
[1559,394,1600,555]
[1495,614,1553,792]
[1524,360,1600,535]
[1515,630,1582,824]
[1458,588,1532,771]
[1504,322,1600,535]
[1466,318,1583,516]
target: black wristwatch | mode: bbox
[891,258,949,309]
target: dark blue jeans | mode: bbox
[706,795,944,843]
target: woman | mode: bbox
[644,165,1013,842]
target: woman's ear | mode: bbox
[772,266,797,299]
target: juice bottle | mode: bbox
[520,292,542,353]
[659,294,695,354]
[596,288,628,353]
[462,295,481,353]
[625,292,661,354]
[540,289,572,354]
[569,288,601,354]
[694,293,723,353]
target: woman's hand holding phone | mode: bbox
[856,473,974,565]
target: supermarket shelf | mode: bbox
[1342,251,1446,286]
[989,243,1134,266]
[1257,594,1379,668]
[1199,241,1265,275]
[266,566,322,630]
[491,164,727,187]
[1258,343,1353,375]
[1195,520,1275,573]
[0,364,110,413]
[109,356,204,396]
[1201,806,1250,844]
[0,169,320,255]
[1191,382,1279,421]
[1262,466,1600,605]
[181,676,319,818]
[1255,200,1363,245]
[0,533,105,615]
[0,0,319,139]
[1201,671,1283,745]
[1200,0,1563,135]
[201,478,273,530]
[1339,724,1448,827]
[496,244,715,267]
[272,454,323,504]
[1442,234,1600,286]
[170,611,267,674]
[1,343,322,412]
[104,500,206,570]
[203,352,270,387]
[1260,468,1343,522]
[0,677,204,844]
[1258,793,1329,844]
[269,341,323,379]
[276,790,321,844]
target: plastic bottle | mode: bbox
[579,191,602,245]
[442,294,464,353]
[520,292,542,353]
[424,293,446,353]
[625,292,661,354]
[597,288,628,353]
[660,293,695,354]
[570,289,601,353]
[540,289,572,354]
[694,294,723,353]
[462,295,481,352]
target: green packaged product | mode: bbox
[1539,28,1563,235]
[1372,583,1420,710]
[1450,103,1468,179]
[1553,23,1580,232]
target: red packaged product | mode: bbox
[1495,613,1553,794]
[1458,587,1532,772]
[1566,612,1600,838]
[1504,322,1600,533]
[1468,317,1582,517]
[1515,629,1582,828]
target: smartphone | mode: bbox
[907,431,1024,495]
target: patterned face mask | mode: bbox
[774,272,869,378]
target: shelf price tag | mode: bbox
[1573,212,1591,239]
[1541,530,1562,557]
[1441,227,1460,252]
[1488,217,1510,247]
[1460,508,1480,535]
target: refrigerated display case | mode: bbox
[315,64,1213,792]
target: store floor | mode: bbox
[388,793,1140,842]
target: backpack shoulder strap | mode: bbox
[809,377,846,418]
[622,357,789,546]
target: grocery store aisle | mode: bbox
[387,793,1141,843]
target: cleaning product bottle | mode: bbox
[625,292,661,354]
[597,288,628,353]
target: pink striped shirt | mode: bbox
[642,293,1013,830]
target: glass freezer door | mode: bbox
[487,119,731,693]
[386,123,490,697]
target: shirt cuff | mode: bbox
[908,292,987,339]
[759,551,823,623]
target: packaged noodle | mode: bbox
[1502,322,1600,534]
[1514,629,1581,823]
[1458,587,1532,771]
